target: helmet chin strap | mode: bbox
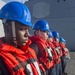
[11,21,17,45]
[2,19,17,45]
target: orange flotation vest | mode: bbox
[59,43,69,56]
[47,41,60,64]
[0,39,42,75]
[52,41,61,63]
[29,36,54,70]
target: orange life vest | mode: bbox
[0,39,42,75]
[29,36,54,70]
[47,41,60,64]
[52,41,61,63]
[59,43,69,56]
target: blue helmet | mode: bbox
[33,20,50,32]
[48,32,53,38]
[0,1,32,26]
[59,37,66,44]
[52,31,59,38]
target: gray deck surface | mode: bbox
[65,52,75,75]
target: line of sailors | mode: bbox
[0,2,70,75]
[29,20,70,75]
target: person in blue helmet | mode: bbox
[0,1,45,75]
[47,31,60,75]
[29,20,55,75]
[59,37,70,75]
[52,31,62,75]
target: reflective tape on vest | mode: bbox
[55,47,59,52]
[26,62,41,75]
[55,47,60,53]
[55,47,61,55]
[47,48,53,58]
[26,64,33,75]
[33,62,41,75]
[64,48,68,51]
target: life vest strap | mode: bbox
[44,47,53,61]
[13,60,28,72]
[10,53,36,72]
